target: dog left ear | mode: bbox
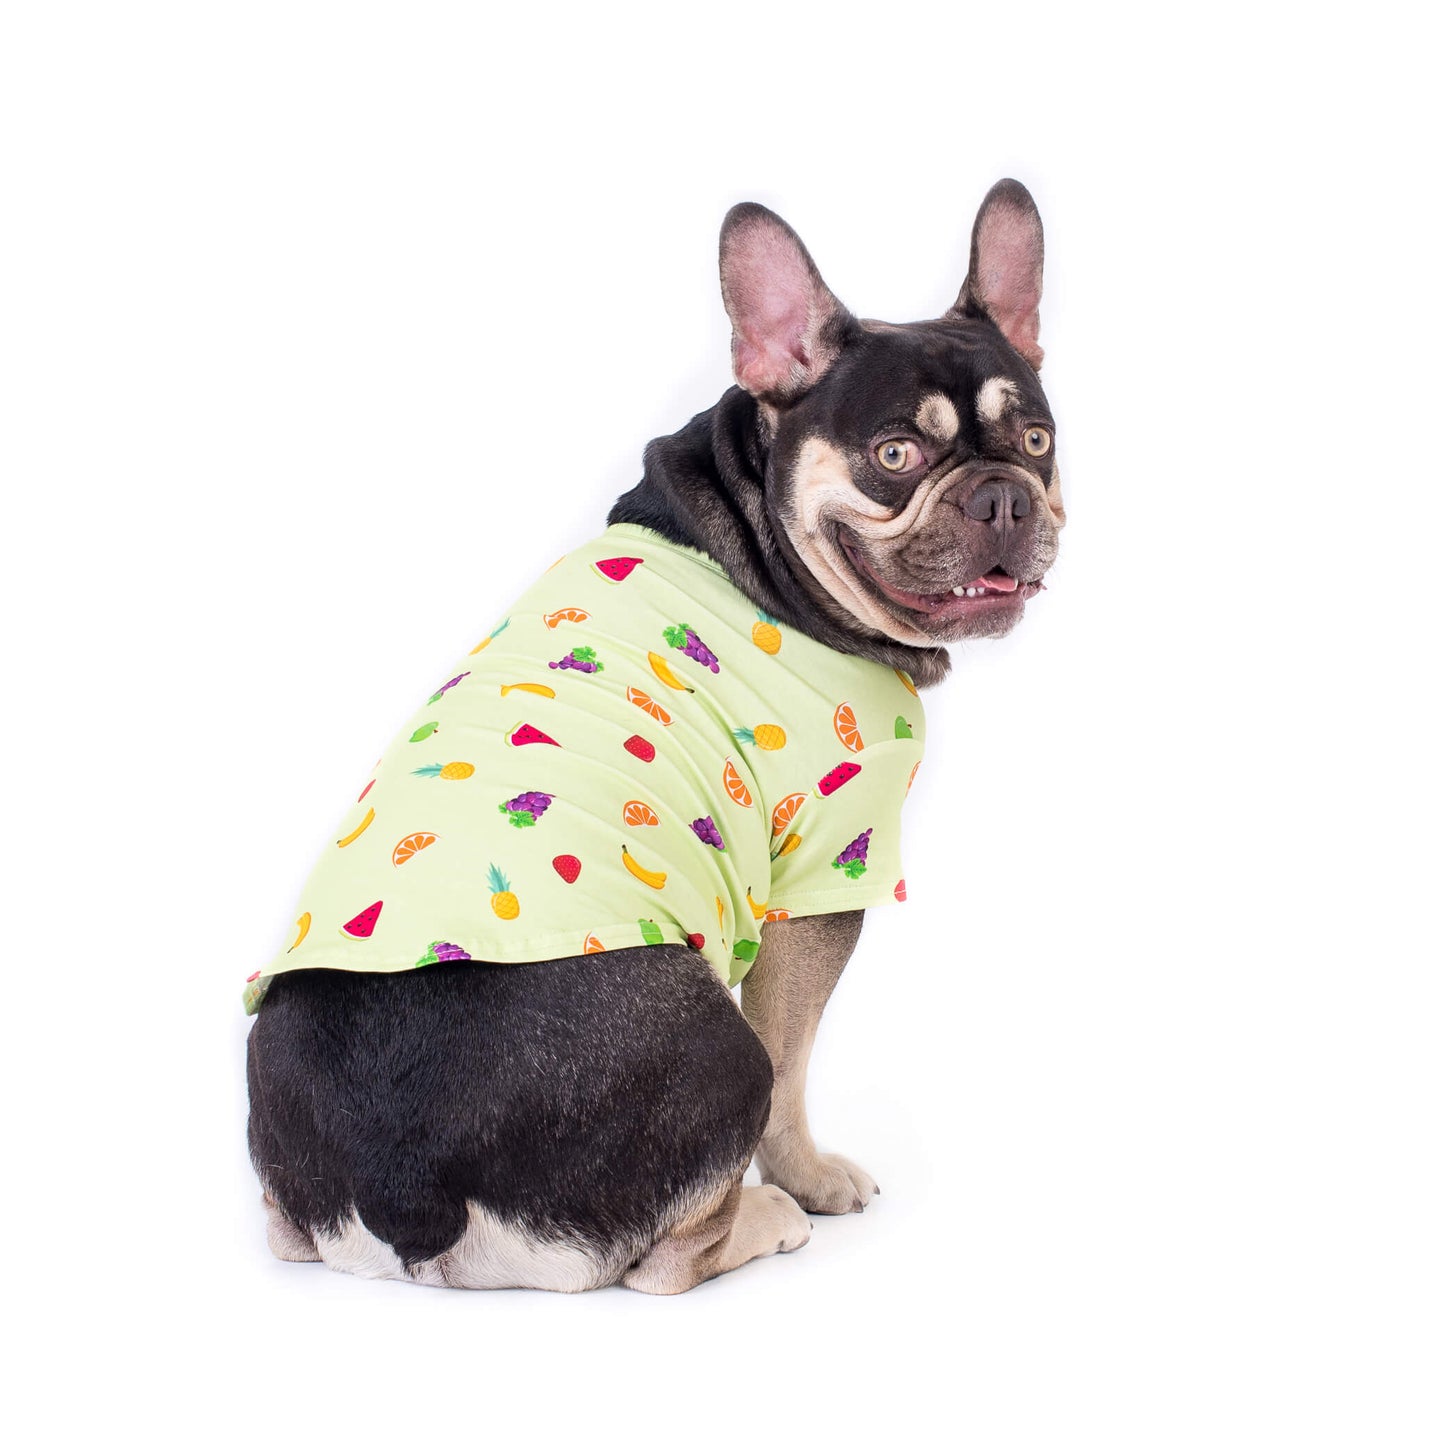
[720,203,854,403]
[950,179,1046,370]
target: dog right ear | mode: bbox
[720,204,853,403]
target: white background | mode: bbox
[3,3,1440,1441]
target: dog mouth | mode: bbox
[839,536,1043,620]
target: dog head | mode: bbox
[720,179,1063,646]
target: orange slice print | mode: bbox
[907,760,921,793]
[583,932,606,954]
[764,908,792,922]
[833,703,864,753]
[392,831,438,867]
[543,607,590,629]
[770,792,807,837]
[626,686,673,726]
[722,759,753,807]
[623,800,660,827]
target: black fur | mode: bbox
[610,385,959,683]
[249,949,772,1266]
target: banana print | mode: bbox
[621,845,667,890]
[336,808,375,847]
[647,651,695,693]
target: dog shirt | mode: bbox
[244,524,925,1013]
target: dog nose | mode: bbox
[960,477,1032,526]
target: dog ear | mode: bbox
[950,179,1045,370]
[720,203,853,402]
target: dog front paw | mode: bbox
[762,1151,879,1215]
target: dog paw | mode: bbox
[762,1153,879,1215]
[755,1184,813,1253]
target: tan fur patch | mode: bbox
[915,393,960,443]
[1046,462,1067,527]
[783,436,949,647]
[976,376,1018,423]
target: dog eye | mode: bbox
[875,440,921,473]
[1022,427,1052,458]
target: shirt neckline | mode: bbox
[602,523,732,581]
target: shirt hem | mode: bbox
[765,884,907,918]
[245,917,737,1014]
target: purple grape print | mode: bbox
[548,646,604,674]
[428,671,470,704]
[499,791,554,828]
[832,828,872,880]
[662,623,720,674]
[690,815,725,850]
[416,940,471,967]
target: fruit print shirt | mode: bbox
[245,525,925,1013]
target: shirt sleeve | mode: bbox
[765,738,920,919]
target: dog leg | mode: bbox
[741,911,878,1213]
[262,1192,321,1262]
[623,1180,810,1295]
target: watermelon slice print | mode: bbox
[816,760,862,797]
[506,722,560,747]
[341,901,383,938]
[593,556,643,584]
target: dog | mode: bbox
[246,178,1064,1293]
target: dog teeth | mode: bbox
[951,586,965,597]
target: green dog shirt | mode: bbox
[245,524,925,1013]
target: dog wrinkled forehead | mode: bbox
[792,319,1051,461]
[774,318,1064,539]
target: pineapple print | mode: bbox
[413,761,476,780]
[732,724,787,751]
[470,618,511,655]
[752,611,782,654]
[488,864,520,920]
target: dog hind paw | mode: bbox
[757,1183,813,1253]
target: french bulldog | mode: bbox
[247,178,1064,1293]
